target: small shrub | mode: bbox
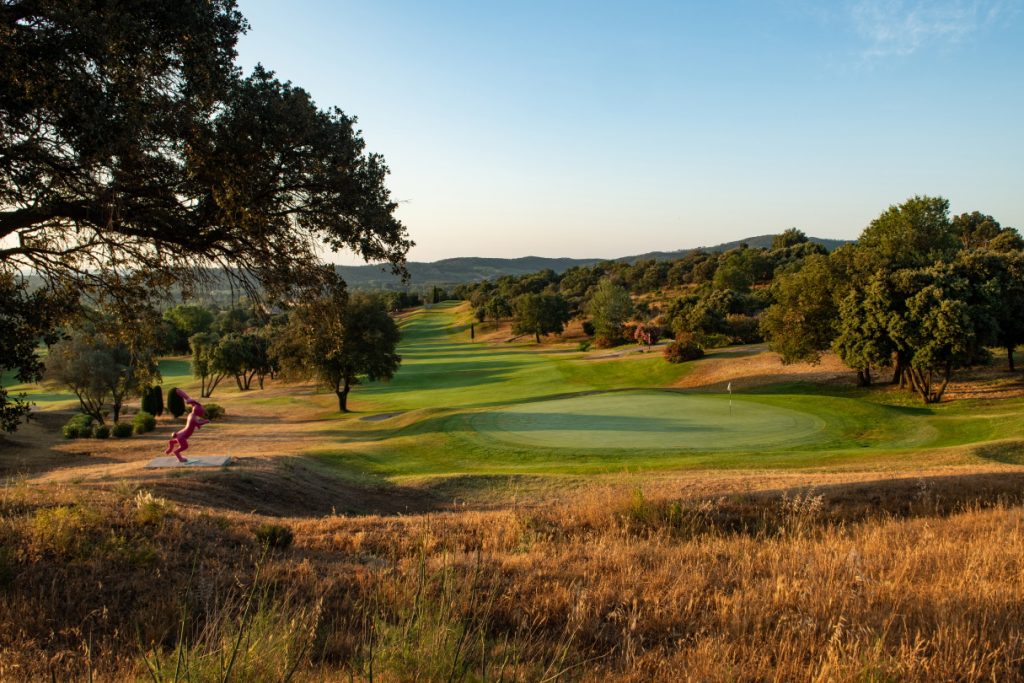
[135,490,173,525]
[167,387,186,418]
[30,504,102,558]
[92,424,110,439]
[255,523,293,550]
[593,335,623,348]
[62,414,94,439]
[664,339,705,363]
[577,340,592,352]
[581,320,595,337]
[132,410,156,434]
[112,422,133,438]
[204,403,225,420]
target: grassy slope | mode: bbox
[311,303,1024,478]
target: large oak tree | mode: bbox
[277,283,401,413]
[1,0,411,429]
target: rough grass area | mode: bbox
[4,475,1024,681]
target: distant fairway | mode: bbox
[467,390,826,451]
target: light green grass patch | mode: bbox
[466,390,825,451]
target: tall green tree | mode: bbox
[190,333,229,398]
[278,287,401,412]
[47,322,158,423]
[1,2,410,298]
[512,293,571,343]
[831,277,896,387]
[889,265,992,403]
[957,251,1024,371]
[162,305,215,354]
[1,2,412,431]
[585,279,634,343]
[485,295,514,321]
[761,254,838,365]
[857,195,958,268]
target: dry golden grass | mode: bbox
[4,473,1024,681]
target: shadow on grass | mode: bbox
[146,458,444,517]
[973,440,1024,465]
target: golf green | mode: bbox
[467,390,827,451]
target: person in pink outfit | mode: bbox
[164,389,209,462]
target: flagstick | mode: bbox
[728,382,732,417]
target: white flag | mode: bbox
[727,382,732,393]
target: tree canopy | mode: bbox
[0,1,411,298]
[277,285,401,412]
[512,293,571,343]
[0,0,412,431]
[586,280,634,344]
[762,195,1021,401]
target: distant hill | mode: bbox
[337,235,852,289]
[615,235,850,264]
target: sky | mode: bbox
[234,0,1024,263]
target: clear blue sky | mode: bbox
[235,0,1024,262]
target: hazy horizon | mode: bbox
[236,1,1024,263]
[324,232,851,266]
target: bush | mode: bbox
[132,410,156,434]
[92,424,110,439]
[702,332,732,349]
[254,523,293,550]
[141,385,164,416]
[204,403,225,420]
[593,335,623,348]
[725,314,762,344]
[112,422,133,438]
[664,339,705,363]
[581,320,596,337]
[62,414,94,439]
[167,387,186,418]
[577,340,592,352]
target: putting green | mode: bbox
[467,390,826,451]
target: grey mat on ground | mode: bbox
[145,455,233,468]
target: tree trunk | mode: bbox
[894,352,911,388]
[1009,346,1016,372]
[336,377,351,412]
[234,374,244,391]
[535,331,541,343]
[932,361,953,403]
[855,368,871,387]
